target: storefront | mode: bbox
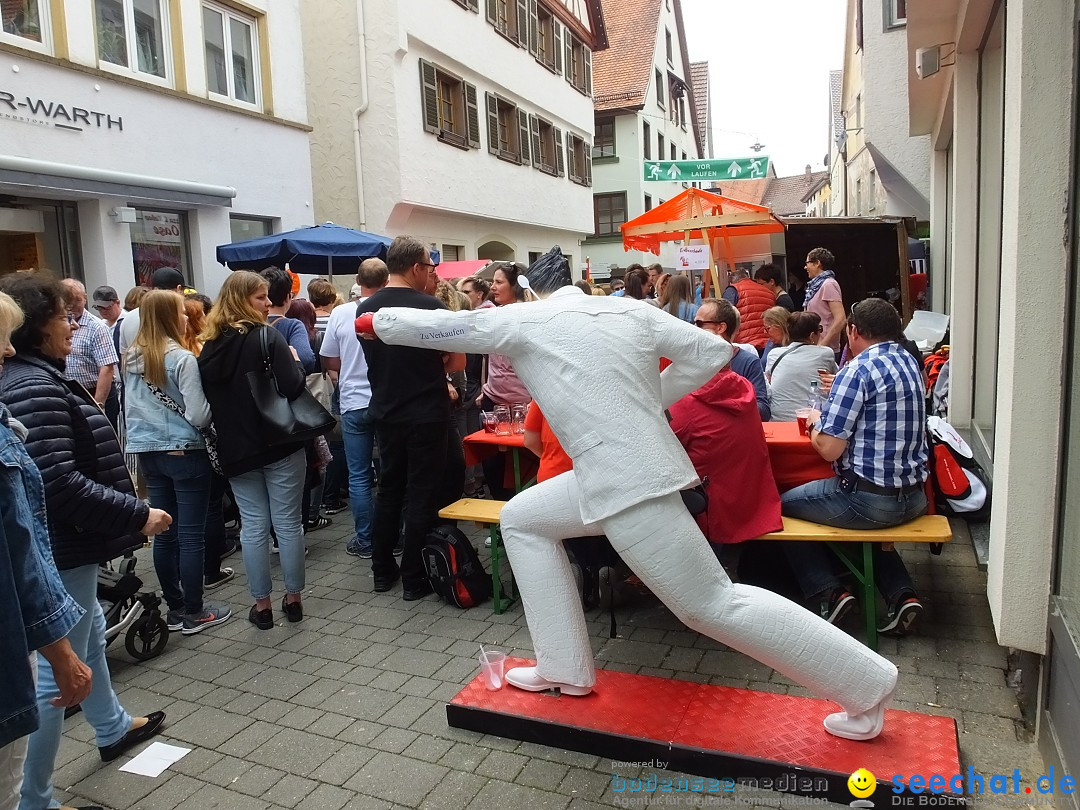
[0,53,312,296]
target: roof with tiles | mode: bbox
[592,0,662,112]
[763,169,830,216]
[829,70,844,147]
[689,61,710,156]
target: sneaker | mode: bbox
[322,500,349,516]
[181,603,232,635]
[166,610,183,632]
[304,516,332,533]
[219,538,240,560]
[819,588,856,624]
[393,539,404,557]
[248,604,274,630]
[346,542,373,559]
[484,536,492,548]
[879,596,923,636]
[204,568,235,591]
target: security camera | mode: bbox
[915,46,941,80]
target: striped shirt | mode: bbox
[818,341,928,488]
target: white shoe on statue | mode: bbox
[823,688,893,741]
[505,666,592,696]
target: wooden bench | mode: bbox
[759,515,953,650]
[438,498,513,613]
[439,499,953,649]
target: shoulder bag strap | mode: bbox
[768,343,808,377]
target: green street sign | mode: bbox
[643,157,770,182]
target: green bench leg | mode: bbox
[824,541,878,651]
[488,526,517,615]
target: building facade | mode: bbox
[905,0,1079,785]
[0,0,313,295]
[838,0,930,221]
[301,0,606,276]
[583,0,704,277]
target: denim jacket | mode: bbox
[124,342,211,453]
[0,404,85,748]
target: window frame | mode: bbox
[486,0,528,48]
[94,0,173,86]
[449,0,480,10]
[563,31,592,96]
[419,59,481,150]
[593,192,628,238]
[566,131,592,187]
[883,0,906,29]
[643,121,651,160]
[486,92,531,165]
[442,244,464,262]
[655,67,665,109]
[665,28,673,66]
[530,113,564,177]
[202,0,262,108]
[593,118,616,159]
[1,0,53,54]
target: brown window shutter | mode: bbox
[583,48,592,96]
[527,0,539,57]
[567,133,578,180]
[486,0,497,25]
[419,60,439,134]
[585,148,592,187]
[530,114,541,168]
[468,0,479,10]
[517,107,531,164]
[553,20,563,75]
[516,0,528,46]
[564,34,573,86]
[554,126,565,177]
[465,83,481,148]
[486,92,500,153]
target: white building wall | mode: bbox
[303,0,598,267]
[1,3,313,297]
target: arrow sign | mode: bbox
[642,157,770,182]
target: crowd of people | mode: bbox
[0,240,930,805]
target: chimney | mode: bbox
[805,164,812,179]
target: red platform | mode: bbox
[447,659,962,805]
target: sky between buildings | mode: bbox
[681,0,846,176]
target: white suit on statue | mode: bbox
[367,285,898,732]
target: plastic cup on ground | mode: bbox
[795,408,812,436]
[478,650,506,690]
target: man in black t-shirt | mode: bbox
[357,236,464,599]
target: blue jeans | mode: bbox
[141,451,212,615]
[341,408,375,552]
[229,449,306,600]
[779,476,927,602]
[22,565,132,810]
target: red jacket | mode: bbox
[668,369,782,543]
[733,279,775,349]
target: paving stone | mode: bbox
[518,758,571,790]
[129,771,204,809]
[596,638,670,668]
[260,773,319,808]
[438,741,488,772]
[559,767,613,802]
[164,705,252,749]
[345,750,450,807]
[295,783,354,810]
[248,727,344,777]
[66,760,166,808]
[418,769,488,810]
[466,778,571,810]
[308,742,376,785]
[379,648,454,678]
[475,749,528,781]
[184,781,275,808]
[229,763,287,797]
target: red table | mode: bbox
[462,430,536,492]
[762,421,834,493]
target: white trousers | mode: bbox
[500,472,897,714]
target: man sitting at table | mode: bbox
[357,246,900,742]
[694,298,770,421]
[779,298,928,636]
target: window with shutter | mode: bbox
[584,150,592,187]
[567,132,577,181]
[564,30,573,86]
[486,0,497,24]
[517,108,531,164]
[554,126,565,177]
[530,114,542,168]
[643,121,651,160]
[450,0,479,10]
[656,67,665,109]
[553,18,563,74]
[486,92,500,154]
[419,59,439,134]
[488,0,523,43]
[465,83,481,148]
[527,0,538,56]
[583,48,592,96]
[567,133,589,186]
[515,0,528,46]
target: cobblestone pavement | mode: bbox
[51,517,1042,809]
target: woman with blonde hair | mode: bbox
[760,305,791,371]
[659,275,699,323]
[764,311,837,422]
[198,271,308,629]
[125,290,231,635]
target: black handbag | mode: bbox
[246,326,335,445]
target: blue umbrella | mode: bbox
[216,223,439,275]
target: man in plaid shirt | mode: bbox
[60,279,120,428]
[780,298,929,637]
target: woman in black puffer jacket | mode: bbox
[0,273,171,810]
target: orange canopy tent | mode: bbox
[620,187,786,295]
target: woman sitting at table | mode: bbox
[760,305,790,372]
[668,366,782,576]
[764,311,837,422]
[476,263,533,500]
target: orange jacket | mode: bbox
[733,279,774,349]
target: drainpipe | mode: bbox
[353,0,369,230]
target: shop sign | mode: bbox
[134,211,182,245]
[644,157,770,182]
[678,245,710,271]
[0,89,123,133]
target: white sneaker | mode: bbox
[823,688,893,741]
[505,666,592,696]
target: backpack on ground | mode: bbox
[926,416,991,520]
[422,525,492,608]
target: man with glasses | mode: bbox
[59,279,120,429]
[355,236,465,601]
[694,298,770,421]
[779,298,928,637]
